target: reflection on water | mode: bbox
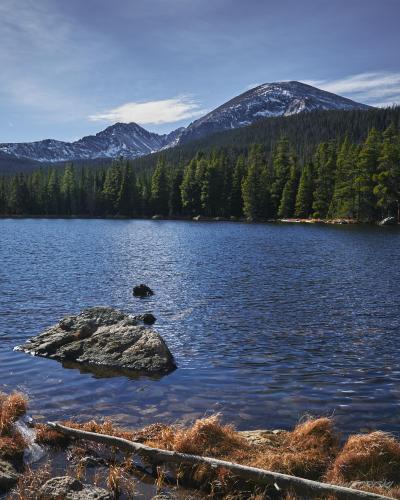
[1,219,400,434]
[60,360,169,380]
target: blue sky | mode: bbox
[1,0,399,142]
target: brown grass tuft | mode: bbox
[327,431,400,484]
[248,417,339,480]
[0,392,28,436]
[147,414,249,458]
[0,432,27,463]
[62,418,136,441]
[0,392,28,463]
[35,423,71,448]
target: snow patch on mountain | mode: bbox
[177,81,371,144]
[0,81,370,163]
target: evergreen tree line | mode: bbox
[130,106,400,174]
[1,124,399,221]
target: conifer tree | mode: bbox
[312,143,336,218]
[151,158,169,215]
[201,160,223,216]
[118,164,138,215]
[278,157,299,218]
[373,123,400,219]
[294,163,314,218]
[242,145,269,220]
[8,174,29,214]
[46,169,60,215]
[102,162,122,214]
[181,158,201,214]
[169,169,183,215]
[231,155,246,217]
[60,164,77,215]
[270,137,291,216]
[355,128,381,221]
[328,138,358,218]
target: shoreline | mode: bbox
[0,214,395,226]
[3,391,400,499]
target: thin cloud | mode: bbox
[0,0,112,120]
[89,97,206,125]
[303,72,400,107]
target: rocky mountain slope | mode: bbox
[178,81,371,144]
[0,81,370,164]
[0,123,183,163]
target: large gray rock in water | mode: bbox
[17,307,176,375]
[40,476,111,499]
[0,459,19,492]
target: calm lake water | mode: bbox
[1,218,400,434]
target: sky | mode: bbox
[1,0,400,143]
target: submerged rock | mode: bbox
[134,312,156,325]
[133,284,154,297]
[0,459,19,492]
[17,307,176,375]
[40,476,111,499]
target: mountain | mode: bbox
[0,122,184,164]
[0,81,370,165]
[178,81,371,144]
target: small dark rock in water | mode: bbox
[17,307,175,376]
[379,216,397,226]
[134,313,156,325]
[40,476,111,499]
[133,284,154,297]
[0,460,19,492]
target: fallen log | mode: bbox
[47,422,391,500]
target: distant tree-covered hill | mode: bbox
[131,106,400,173]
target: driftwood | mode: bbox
[47,422,391,500]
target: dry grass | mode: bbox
[0,433,27,463]
[248,417,339,479]
[27,412,400,499]
[35,423,71,448]
[326,431,400,498]
[0,392,28,463]
[38,415,339,494]
[143,415,338,482]
[107,463,122,496]
[144,415,252,492]
[7,461,52,500]
[0,392,27,436]
[146,414,249,458]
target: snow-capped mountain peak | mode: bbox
[0,122,182,163]
[0,81,370,163]
[177,81,371,144]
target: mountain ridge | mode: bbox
[178,81,371,144]
[0,81,371,164]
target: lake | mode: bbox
[1,218,400,434]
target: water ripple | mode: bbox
[1,219,400,433]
